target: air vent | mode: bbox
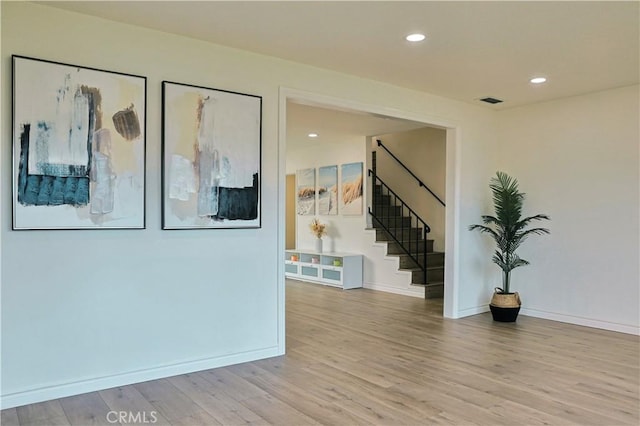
[479,97,503,104]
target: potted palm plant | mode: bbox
[469,172,550,322]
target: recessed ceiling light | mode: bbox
[406,33,426,42]
[308,133,318,138]
[530,77,547,84]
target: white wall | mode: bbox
[1,3,282,409]
[286,132,367,254]
[495,86,639,334]
[5,4,635,411]
[286,128,422,296]
[373,127,447,251]
[2,2,500,408]
[286,125,449,298]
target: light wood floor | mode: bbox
[2,279,639,425]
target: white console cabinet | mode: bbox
[285,250,363,289]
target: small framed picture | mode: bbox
[341,162,363,215]
[296,168,316,215]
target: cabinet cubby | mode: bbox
[285,250,363,289]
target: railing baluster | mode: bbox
[423,227,428,284]
[368,170,431,286]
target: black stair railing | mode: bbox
[376,139,445,207]
[368,169,430,284]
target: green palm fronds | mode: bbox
[469,172,550,293]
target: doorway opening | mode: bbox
[278,88,459,350]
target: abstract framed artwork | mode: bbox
[162,81,262,229]
[296,168,315,215]
[12,55,146,230]
[340,162,363,215]
[318,165,338,215]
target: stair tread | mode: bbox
[385,251,443,256]
[401,266,445,271]
[376,237,432,240]
[386,255,443,260]
[411,281,444,287]
[387,256,442,260]
[376,230,427,232]
[370,194,444,295]
[375,226,423,229]
[376,238,427,242]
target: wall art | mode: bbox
[12,55,146,230]
[162,81,262,229]
[340,162,363,215]
[318,165,338,215]
[296,168,315,215]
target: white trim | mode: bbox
[279,86,460,317]
[520,308,640,336]
[280,88,458,129]
[443,127,460,319]
[453,305,639,335]
[456,304,490,318]
[277,89,288,355]
[363,282,424,298]
[0,347,281,410]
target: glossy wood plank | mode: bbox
[58,392,112,426]
[134,379,213,424]
[226,362,368,425]
[2,279,638,425]
[196,368,269,402]
[99,385,171,425]
[238,394,320,426]
[1,408,20,426]
[168,373,268,425]
[15,400,68,426]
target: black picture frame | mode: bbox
[12,55,147,230]
[162,81,262,230]
[161,81,262,229]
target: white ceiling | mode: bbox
[43,0,639,110]
[39,1,639,142]
[286,101,429,146]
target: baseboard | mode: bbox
[363,282,424,298]
[453,305,638,334]
[455,304,490,318]
[520,308,639,335]
[0,346,282,410]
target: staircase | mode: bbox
[371,184,445,298]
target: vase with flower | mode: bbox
[309,218,327,253]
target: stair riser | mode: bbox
[397,253,444,269]
[385,245,434,258]
[425,284,444,299]
[386,240,434,254]
[371,198,398,206]
[427,253,445,267]
[373,217,413,228]
[372,198,408,209]
[399,256,419,269]
[372,181,445,300]
[398,255,444,272]
[376,229,425,242]
[372,194,391,205]
[410,268,444,283]
[372,205,402,216]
